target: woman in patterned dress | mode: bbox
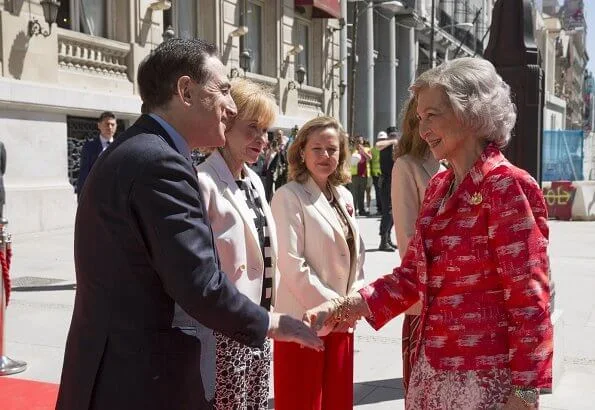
[305,58,553,409]
[195,78,278,409]
[271,116,366,410]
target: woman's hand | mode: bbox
[302,299,337,333]
[502,392,537,409]
[303,293,370,334]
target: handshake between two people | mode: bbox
[267,293,370,352]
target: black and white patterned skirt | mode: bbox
[214,332,272,410]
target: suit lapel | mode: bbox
[206,151,261,251]
[332,186,360,291]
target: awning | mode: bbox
[295,0,341,19]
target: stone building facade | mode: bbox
[0,0,341,234]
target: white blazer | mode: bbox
[196,150,278,306]
[391,153,442,259]
[271,177,365,327]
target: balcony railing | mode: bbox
[297,85,324,112]
[57,28,130,79]
[245,72,279,100]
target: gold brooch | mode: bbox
[469,192,482,205]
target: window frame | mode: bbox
[293,17,312,86]
[241,0,264,74]
[57,0,112,39]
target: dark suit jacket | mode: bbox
[263,150,287,202]
[75,136,103,198]
[57,115,269,410]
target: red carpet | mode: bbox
[0,377,58,409]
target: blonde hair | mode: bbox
[228,78,277,130]
[394,97,429,160]
[287,116,351,186]
[201,78,277,153]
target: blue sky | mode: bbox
[585,1,595,73]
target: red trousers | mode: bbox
[274,332,353,410]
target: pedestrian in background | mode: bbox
[272,116,366,410]
[349,135,371,216]
[363,138,373,214]
[262,137,287,202]
[391,96,443,394]
[369,132,384,216]
[75,111,117,200]
[377,127,399,251]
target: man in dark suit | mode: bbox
[75,111,117,199]
[262,131,288,202]
[378,126,399,251]
[57,38,321,410]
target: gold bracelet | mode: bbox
[332,296,357,324]
[331,297,345,322]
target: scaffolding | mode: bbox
[542,130,585,181]
[437,0,489,56]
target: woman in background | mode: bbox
[391,96,443,393]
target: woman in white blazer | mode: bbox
[195,78,278,409]
[391,96,443,394]
[271,116,365,410]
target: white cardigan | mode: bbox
[196,150,278,306]
[271,177,365,333]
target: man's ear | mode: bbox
[176,76,193,106]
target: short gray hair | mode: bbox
[410,57,516,148]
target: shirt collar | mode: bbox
[99,135,113,145]
[148,113,191,160]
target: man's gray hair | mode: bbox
[410,57,516,148]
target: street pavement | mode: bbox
[2,212,595,409]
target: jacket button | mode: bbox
[239,264,246,271]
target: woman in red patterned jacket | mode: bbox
[305,57,552,409]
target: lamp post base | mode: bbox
[0,356,27,376]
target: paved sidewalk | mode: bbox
[2,217,595,408]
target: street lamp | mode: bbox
[239,50,251,75]
[162,25,175,42]
[28,0,60,38]
[374,1,404,14]
[338,80,347,97]
[296,65,306,87]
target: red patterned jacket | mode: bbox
[360,144,553,388]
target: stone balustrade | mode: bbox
[57,28,130,79]
[297,85,324,112]
[244,72,280,104]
